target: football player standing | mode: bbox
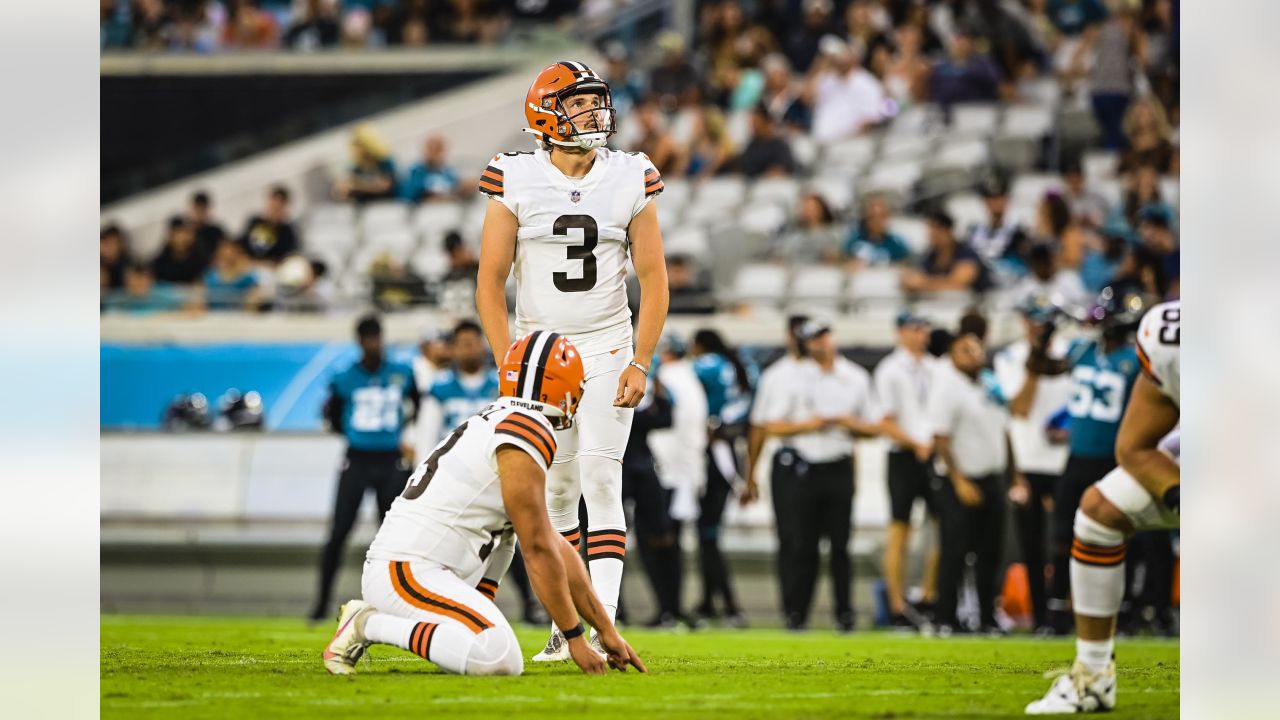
[474,61,670,660]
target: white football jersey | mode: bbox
[1135,300,1180,407]
[480,147,663,357]
[366,399,558,585]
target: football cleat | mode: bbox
[322,600,375,675]
[531,629,570,662]
[1025,660,1117,714]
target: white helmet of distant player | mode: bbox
[522,61,616,151]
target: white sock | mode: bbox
[364,612,471,673]
[364,613,416,649]
[1071,511,1127,617]
[586,527,627,624]
[1076,637,1114,674]
[580,455,627,626]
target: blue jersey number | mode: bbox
[1068,367,1126,423]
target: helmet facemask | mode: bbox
[544,83,616,150]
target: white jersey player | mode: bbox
[322,331,646,677]
[475,61,669,660]
[1027,300,1180,714]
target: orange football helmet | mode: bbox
[523,61,616,150]
[499,331,586,428]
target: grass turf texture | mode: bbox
[102,615,1178,719]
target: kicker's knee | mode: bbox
[465,627,523,677]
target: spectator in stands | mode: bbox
[805,35,887,143]
[186,191,227,260]
[667,254,717,315]
[333,124,398,203]
[100,0,133,49]
[679,106,737,179]
[1119,96,1176,174]
[401,135,460,203]
[774,192,843,264]
[1011,242,1089,310]
[650,31,701,112]
[103,262,186,314]
[957,0,1045,88]
[152,216,210,285]
[100,224,131,292]
[437,0,505,44]
[240,185,300,265]
[131,0,174,51]
[1033,191,1085,269]
[759,53,810,130]
[221,0,281,50]
[739,103,796,179]
[1080,225,1129,293]
[1113,162,1173,230]
[201,236,265,311]
[786,0,834,74]
[1135,204,1179,298]
[632,99,680,175]
[928,24,1001,106]
[1047,0,1109,37]
[966,175,1025,267]
[1085,0,1147,150]
[901,210,991,294]
[842,0,892,67]
[274,256,334,313]
[1061,159,1109,228]
[601,42,647,116]
[283,0,340,50]
[843,193,911,267]
[881,22,932,109]
[369,251,428,310]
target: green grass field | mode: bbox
[101,615,1178,719]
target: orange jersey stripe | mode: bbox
[504,413,556,449]
[496,417,556,462]
[389,562,494,633]
[1072,539,1126,557]
[481,171,504,186]
[478,180,503,196]
[495,427,553,466]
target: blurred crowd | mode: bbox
[100,0,582,51]
[102,0,1179,316]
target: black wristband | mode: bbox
[1162,485,1180,513]
[562,622,586,640]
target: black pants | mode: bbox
[887,449,936,523]
[935,472,1007,628]
[790,456,856,626]
[312,448,407,618]
[623,458,683,619]
[1050,454,1117,610]
[697,442,740,615]
[1013,471,1059,629]
[770,449,801,620]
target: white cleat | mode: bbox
[531,629,570,662]
[1025,660,1117,714]
[322,600,375,675]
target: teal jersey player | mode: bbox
[328,358,417,452]
[428,369,501,440]
[1063,338,1140,458]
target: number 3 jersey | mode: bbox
[367,399,558,584]
[479,147,663,357]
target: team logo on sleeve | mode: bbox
[569,189,582,204]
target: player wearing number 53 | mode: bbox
[310,315,420,622]
[474,62,669,659]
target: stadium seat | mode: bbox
[664,225,711,262]
[945,193,988,233]
[1019,76,1061,110]
[1092,178,1123,209]
[658,178,691,220]
[410,247,451,282]
[861,159,923,206]
[459,200,489,244]
[309,246,350,277]
[305,225,358,254]
[790,265,846,304]
[847,266,904,307]
[888,216,930,256]
[410,201,465,240]
[949,103,1000,137]
[933,137,990,172]
[1083,150,1119,184]
[748,177,802,209]
[887,104,936,137]
[307,203,356,231]
[364,228,417,256]
[1161,177,1180,209]
[1001,106,1055,139]
[789,134,820,171]
[806,175,857,215]
[737,203,789,237]
[694,176,748,210]
[1010,173,1065,207]
[822,136,878,172]
[879,133,933,162]
[359,200,410,235]
[731,263,789,309]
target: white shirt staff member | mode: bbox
[927,332,1009,634]
[762,319,881,631]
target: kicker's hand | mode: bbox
[614,365,647,408]
[598,631,648,673]
[567,636,607,675]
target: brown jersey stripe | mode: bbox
[484,164,504,177]
[481,171,504,185]
[494,427,553,466]
[586,529,627,540]
[410,623,424,656]
[501,412,556,449]
[1072,539,1126,557]
[390,561,494,633]
[478,180,504,196]
[1136,343,1162,385]
[645,181,665,197]
[586,538,627,550]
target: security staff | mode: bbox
[620,372,678,627]
[310,314,418,621]
[873,311,939,630]
[928,332,1010,635]
[746,315,810,625]
[762,320,881,631]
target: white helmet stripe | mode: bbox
[519,331,553,400]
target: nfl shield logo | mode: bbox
[569,189,582,204]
